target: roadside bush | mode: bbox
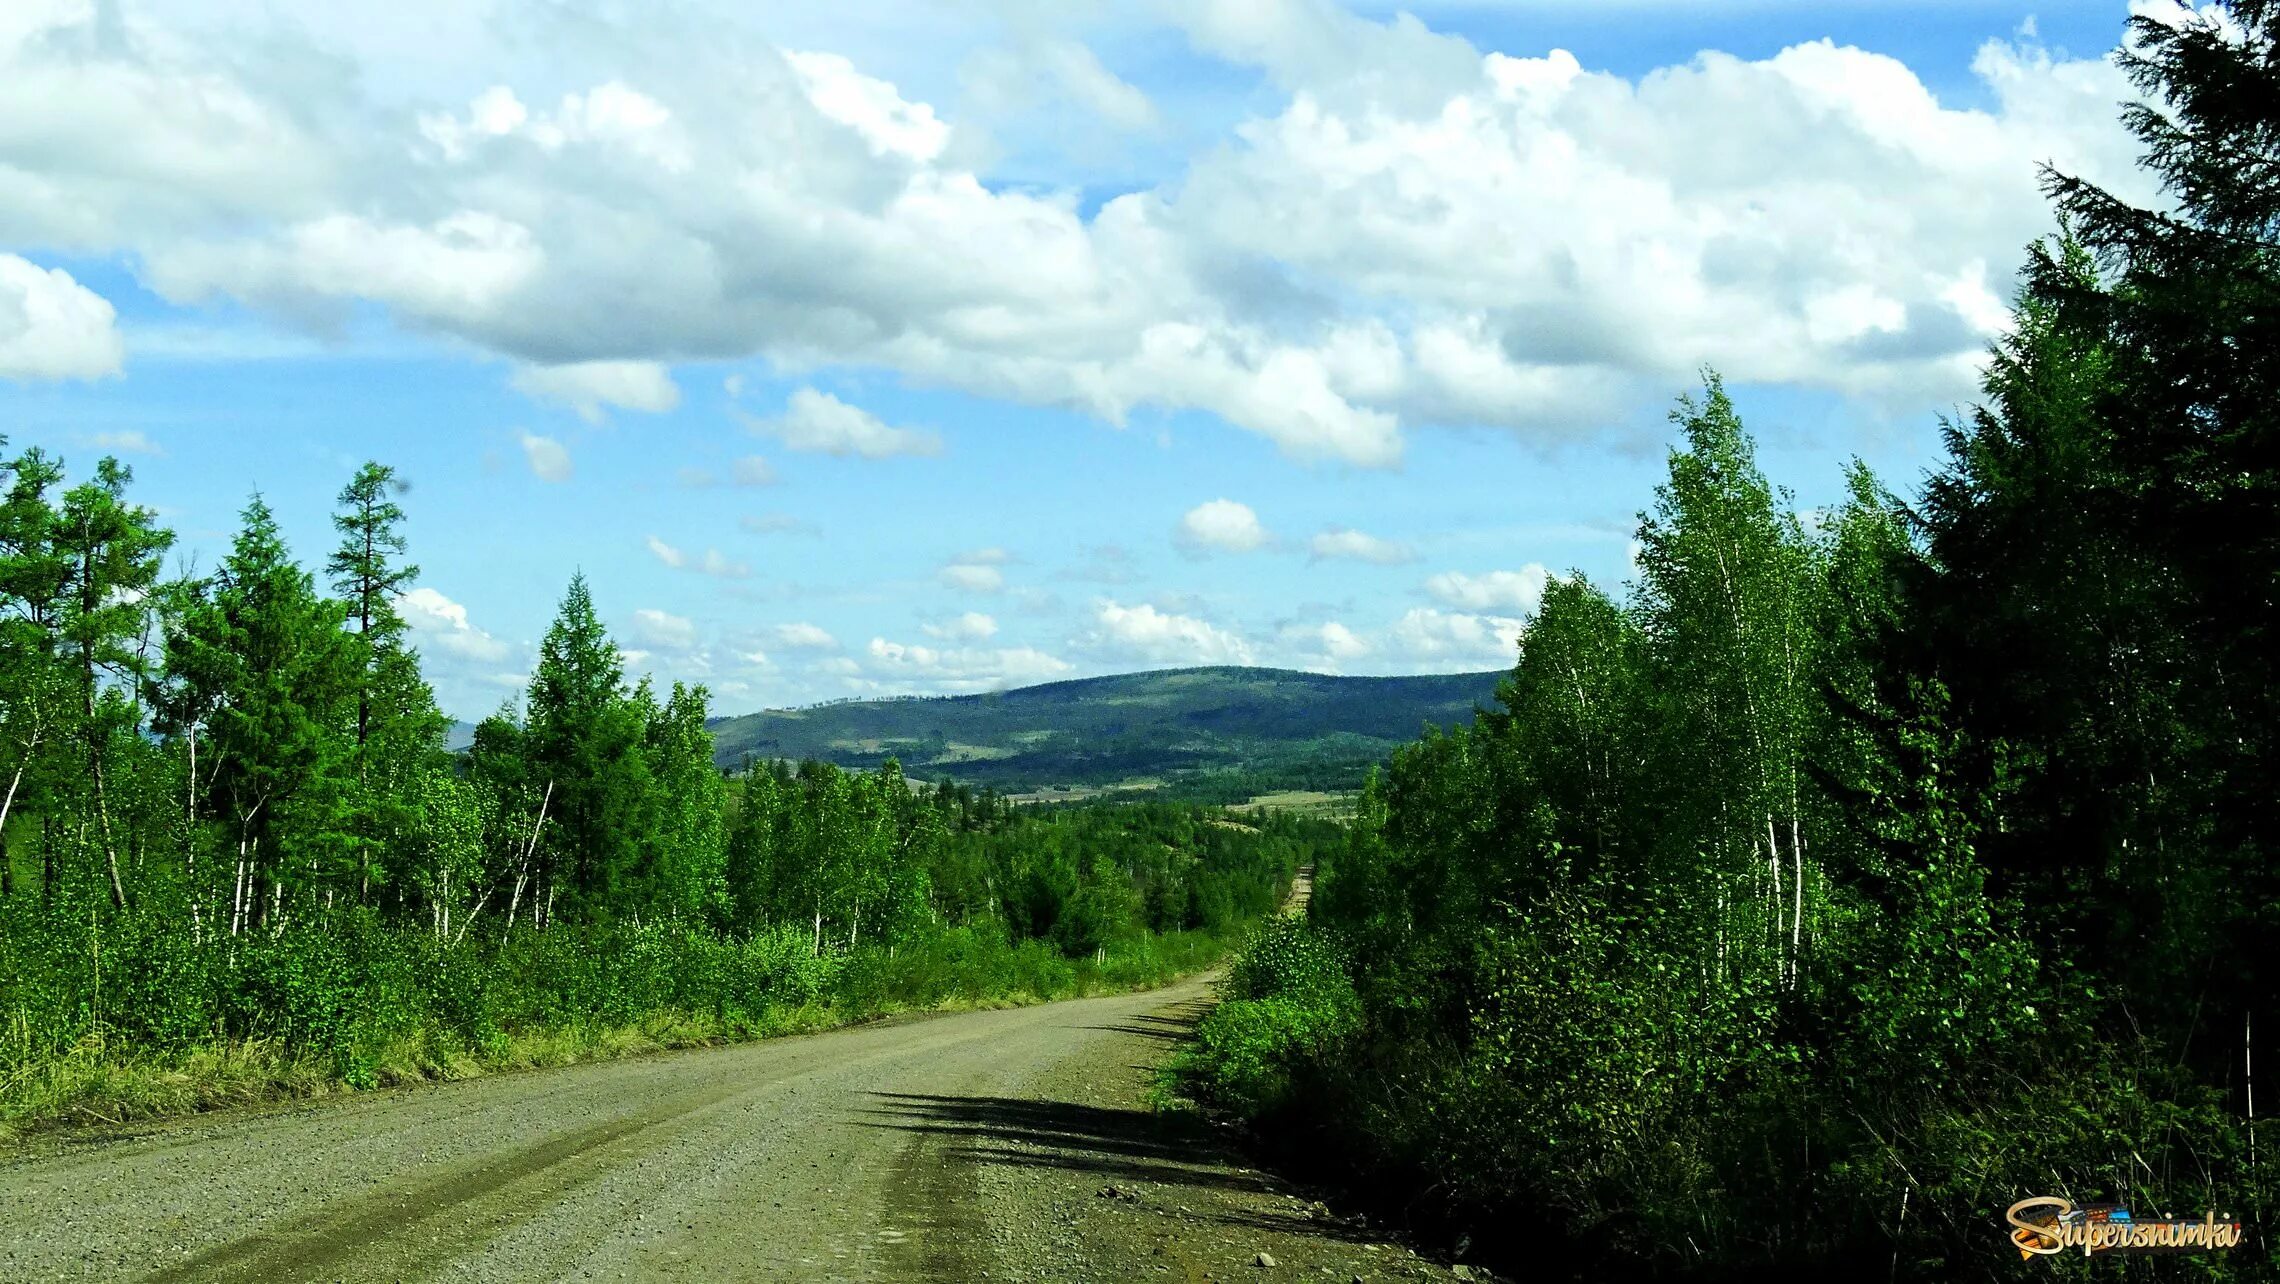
[1225,914,1349,1003]
[2,896,1236,1131]
[1176,917,1358,1116]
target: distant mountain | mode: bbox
[705,666,1505,795]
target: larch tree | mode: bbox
[53,456,172,908]
[326,461,447,901]
[0,447,72,899]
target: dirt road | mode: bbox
[0,958,1446,1280]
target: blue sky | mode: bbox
[0,1,2164,719]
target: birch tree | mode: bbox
[1634,375,1823,985]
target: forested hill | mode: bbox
[705,666,1504,792]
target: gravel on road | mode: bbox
[1,969,1453,1283]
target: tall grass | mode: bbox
[0,899,1227,1137]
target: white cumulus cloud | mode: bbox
[511,359,681,422]
[1425,566,1552,614]
[1310,527,1415,565]
[1389,607,1525,667]
[1318,621,1370,661]
[922,611,999,641]
[1176,499,1271,554]
[750,388,943,459]
[940,561,1005,593]
[0,255,123,381]
[1088,600,1255,666]
[0,3,2155,464]
[863,636,1072,693]
[397,586,512,662]
[771,621,839,650]
[629,607,697,649]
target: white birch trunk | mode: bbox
[1790,816,1804,966]
[1766,814,1783,968]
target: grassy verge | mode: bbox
[1,924,1232,1142]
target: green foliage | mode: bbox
[1187,229,2278,1278]
[1178,27,2280,1276]
[1178,917,1361,1117]
[1224,914,1347,1004]
[0,448,1327,1136]
[724,761,1314,960]
[0,896,1274,1129]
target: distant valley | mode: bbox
[703,665,1506,796]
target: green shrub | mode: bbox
[1175,917,1358,1115]
[2,894,1242,1131]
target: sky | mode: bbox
[0,0,2177,721]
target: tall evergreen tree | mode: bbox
[326,462,419,749]
[160,496,359,933]
[2033,0,2280,1028]
[53,457,171,908]
[525,573,643,922]
[325,462,445,900]
[0,447,71,899]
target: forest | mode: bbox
[703,666,1504,795]
[1177,7,2277,1279]
[0,454,1318,1126]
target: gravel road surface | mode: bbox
[1,959,1452,1281]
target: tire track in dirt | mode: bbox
[4,873,1457,1282]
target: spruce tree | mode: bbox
[162,496,359,932]
[525,573,643,922]
[1910,0,2280,1067]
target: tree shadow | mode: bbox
[860,1090,1366,1238]
[1073,1012,1201,1042]
[1066,992,1213,1043]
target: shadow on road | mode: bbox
[860,1092,1262,1197]
[1074,1009,1206,1042]
[861,1091,1373,1246]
